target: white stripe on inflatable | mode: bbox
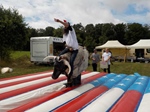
[0,72,53,84]
[0,74,63,93]
[0,80,67,112]
[25,84,94,112]
[137,93,150,112]
[81,72,99,79]
[0,72,99,112]
[80,88,124,112]
[25,72,100,112]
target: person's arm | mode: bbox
[102,57,104,61]
[105,56,111,62]
[90,53,94,60]
[54,18,69,28]
[102,54,104,61]
[105,53,111,62]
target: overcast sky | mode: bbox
[1,0,150,29]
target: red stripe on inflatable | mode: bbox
[8,73,106,112]
[0,71,91,100]
[54,85,108,112]
[0,71,90,88]
[0,74,52,88]
[109,90,142,112]
[0,76,66,100]
[0,70,53,81]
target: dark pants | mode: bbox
[104,65,111,73]
[92,63,97,71]
[59,47,78,77]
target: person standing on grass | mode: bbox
[102,48,111,73]
[91,49,100,71]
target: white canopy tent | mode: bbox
[95,40,127,49]
[95,40,129,62]
[127,39,150,48]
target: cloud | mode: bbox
[1,0,150,29]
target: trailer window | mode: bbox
[146,49,150,53]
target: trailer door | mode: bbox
[32,41,48,57]
[30,39,49,63]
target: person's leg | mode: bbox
[107,65,111,73]
[95,63,97,71]
[92,63,97,71]
[69,50,78,78]
[73,74,81,86]
[103,68,106,72]
[92,63,94,71]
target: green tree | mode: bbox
[44,26,54,36]
[73,23,85,45]
[84,35,96,52]
[95,23,102,45]
[85,24,95,38]
[23,27,39,51]
[125,23,145,45]
[29,28,38,37]
[114,23,126,45]
[36,28,45,36]
[142,24,150,39]
[84,24,95,51]
[101,23,115,41]
[53,27,63,37]
[0,6,28,60]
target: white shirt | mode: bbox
[102,52,111,65]
[63,27,79,50]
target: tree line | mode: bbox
[1,6,150,60]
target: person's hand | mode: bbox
[69,47,73,51]
[54,18,59,22]
[92,58,95,60]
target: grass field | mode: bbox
[0,51,150,79]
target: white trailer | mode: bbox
[128,48,150,62]
[30,36,64,64]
